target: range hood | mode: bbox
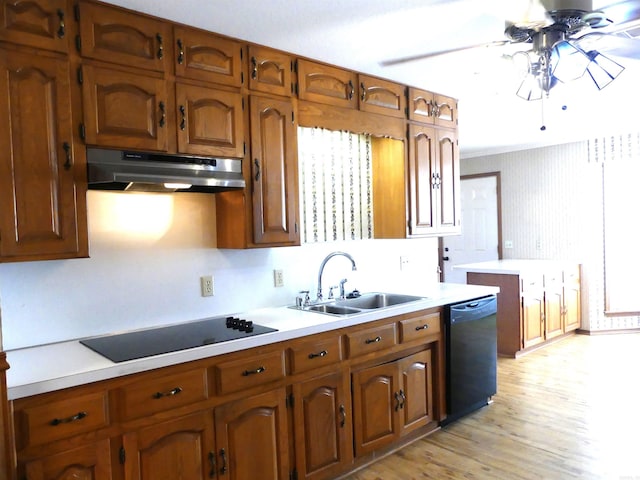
[87,148,245,193]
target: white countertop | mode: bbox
[5,283,498,400]
[454,259,577,275]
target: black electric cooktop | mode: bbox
[80,316,277,363]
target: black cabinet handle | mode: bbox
[50,411,87,426]
[242,366,265,376]
[251,56,258,79]
[153,387,182,399]
[253,158,261,181]
[308,350,328,359]
[360,82,366,102]
[177,39,184,64]
[339,404,346,428]
[365,336,381,344]
[208,451,216,478]
[62,142,72,170]
[219,448,227,474]
[399,389,406,409]
[156,33,164,59]
[57,9,65,38]
[159,101,166,127]
[394,391,401,411]
[347,80,354,100]
[179,105,186,131]
[415,324,430,331]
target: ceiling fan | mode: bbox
[383,0,640,103]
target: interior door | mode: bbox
[442,174,500,283]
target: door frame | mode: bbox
[438,171,503,282]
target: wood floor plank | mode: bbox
[344,333,640,480]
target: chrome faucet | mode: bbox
[316,252,357,301]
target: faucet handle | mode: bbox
[328,285,339,299]
[296,290,310,308]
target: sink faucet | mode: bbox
[316,251,357,301]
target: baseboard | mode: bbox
[577,327,640,335]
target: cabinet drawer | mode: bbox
[520,273,543,293]
[399,312,441,343]
[544,270,563,288]
[115,368,208,421]
[15,391,108,448]
[289,335,343,374]
[563,266,580,285]
[346,323,397,358]
[214,350,286,395]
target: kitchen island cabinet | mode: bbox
[458,260,581,357]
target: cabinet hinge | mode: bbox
[291,59,297,73]
[79,123,86,141]
[74,3,80,21]
[242,97,245,111]
[75,34,81,53]
[77,67,83,85]
[286,393,294,408]
[290,468,298,480]
[243,142,246,156]
[241,71,244,85]
[119,446,126,464]
[291,111,295,124]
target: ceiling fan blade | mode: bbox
[575,30,640,58]
[599,0,640,24]
[380,40,512,67]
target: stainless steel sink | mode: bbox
[336,292,425,309]
[306,304,362,315]
[291,292,427,317]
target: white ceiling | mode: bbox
[102,0,640,158]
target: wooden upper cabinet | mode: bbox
[176,83,244,157]
[81,64,169,151]
[435,128,460,234]
[174,26,244,86]
[77,1,171,72]
[358,74,406,119]
[0,49,87,261]
[248,45,293,96]
[409,87,457,128]
[407,123,437,234]
[297,59,357,109]
[0,0,69,52]
[250,94,300,246]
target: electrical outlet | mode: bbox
[504,240,514,249]
[274,269,284,287]
[400,256,410,271]
[200,275,214,297]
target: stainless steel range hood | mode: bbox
[87,148,245,193]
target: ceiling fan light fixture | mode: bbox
[550,40,591,82]
[516,71,544,100]
[585,50,625,89]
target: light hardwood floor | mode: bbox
[346,333,640,480]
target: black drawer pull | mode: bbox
[50,411,87,426]
[339,404,346,428]
[365,336,382,344]
[153,387,182,399]
[242,366,265,376]
[415,324,430,331]
[308,350,328,359]
[219,448,227,474]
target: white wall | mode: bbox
[0,191,440,351]
[461,140,640,331]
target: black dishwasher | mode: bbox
[443,295,497,426]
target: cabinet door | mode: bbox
[435,128,461,234]
[23,439,112,480]
[176,83,244,158]
[214,388,290,480]
[0,49,85,260]
[563,283,581,332]
[77,1,170,72]
[0,0,69,52]
[292,372,353,480]
[522,293,545,349]
[249,95,299,246]
[407,123,437,235]
[358,75,406,119]
[408,87,436,124]
[398,350,434,436]
[297,59,357,109]
[351,362,398,457]
[433,94,457,128]
[248,46,292,96]
[122,411,215,480]
[174,26,243,87]
[544,288,564,340]
[81,64,169,151]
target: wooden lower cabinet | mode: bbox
[214,388,289,480]
[292,371,352,480]
[352,349,434,457]
[23,439,113,480]
[122,412,214,480]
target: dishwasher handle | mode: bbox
[450,295,497,323]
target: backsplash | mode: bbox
[0,191,439,351]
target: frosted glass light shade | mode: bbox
[585,51,625,90]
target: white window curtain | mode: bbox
[589,132,640,314]
[297,127,373,243]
